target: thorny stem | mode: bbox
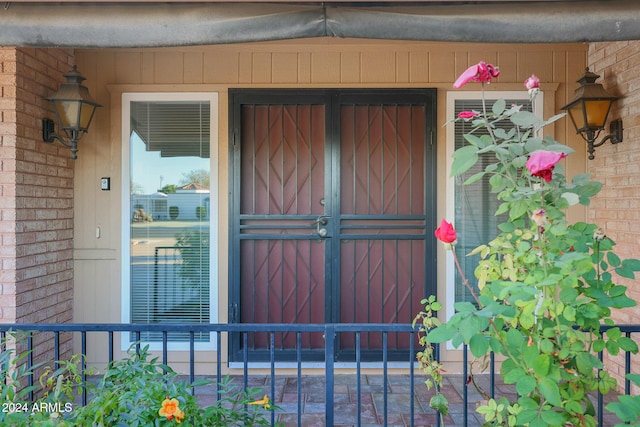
[452,248,482,307]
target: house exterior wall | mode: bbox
[0,47,75,362]
[588,40,640,388]
[70,39,590,370]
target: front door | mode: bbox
[229,89,437,362]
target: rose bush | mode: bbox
[414,63,639,427]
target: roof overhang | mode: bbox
[2,1,639,47]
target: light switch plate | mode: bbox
[101,177,110,191]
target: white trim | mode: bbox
[444,91,544,332]
[121,92,219,352]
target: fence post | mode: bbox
[325,324,335,426]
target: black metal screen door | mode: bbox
[229,90,437,362]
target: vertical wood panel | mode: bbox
[184,52,203,84]
[252,52,272,83]
[298,52,311,83]
[203,51,239,83]
[518,51,553,82]
[469,51,497,71]
[154,52,183,83]
[115,52,141,84]
[396,51,410,83]
[361,51,395,83]
[311,51,340,83]
[272,52,298,83]
[238,52,252,83]
[141,52,154,84]
[409,51,429,82]
[340,51,360,83]
[429,51,455,82]
[497,51,518,82]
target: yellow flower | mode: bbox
[249,394,271,410]
[159,397,184,422]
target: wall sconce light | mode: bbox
[561,68,623,160]
[42,66,101,160]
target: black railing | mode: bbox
[0,323,638,426]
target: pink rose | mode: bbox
[453,61,500,88]
[524,74,540,90]
[435,219,457,244]
[458,111,479,119]
[526,150,567,182]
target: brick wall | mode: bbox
[588,40,640,392]
[0,47,75,363]
[0,48,18,324]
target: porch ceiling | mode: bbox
[1,1,639,47]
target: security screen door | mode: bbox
[229,89,437,362]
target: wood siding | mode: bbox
[73,38,588,369]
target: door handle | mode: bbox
[312,215,330,237]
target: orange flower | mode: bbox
[159,397,185,423]
[249,394,271,410]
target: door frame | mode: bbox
[228,88,438,363]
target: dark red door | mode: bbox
[230,90,437,362]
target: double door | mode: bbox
[229,89,437,361]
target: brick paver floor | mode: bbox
[193,374,624,427]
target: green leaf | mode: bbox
[618,337,639,353]
[607,252,621,267]
[524,137,544,152]
[469,333,490,357]
[622,258,640,271]
[492,98,506,115]
[533,355,551,377]
[561,192,580,206]
[511,111,541,128]
[489,173,504,191]
[503,367,527,384]
[429,393,449,415]
[464,171,486,185]
[424,325,456,343]
[538,377,562,406]
[541,409,566,426]
[614,265,635,279]
[509,200,529,221]
[516,376,536,395]
[495,202,510,216]
[451,145,479,177]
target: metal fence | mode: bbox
[0,323,638,426]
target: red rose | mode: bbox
[458,111,479,119]
[526,150,567,182]
[524,74,540,90]
[435,219,457,244]
[453,61,500,89]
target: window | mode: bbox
[122,93,218,349]
[445,91,541,315]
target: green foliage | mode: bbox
[195,205,207,220]
[416,84,639,426]
[606,374,640,427]
[73,345,278,426]
[1,335,278,426]
[0,331,88,426]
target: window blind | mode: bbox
[129,100,211,342]
[453,98,532,304]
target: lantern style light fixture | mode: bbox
[561,67,623,160]
[42,66,101,160]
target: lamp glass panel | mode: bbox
[567,103,585,131]
[79,104,97,130]
[584,100,612,128]
[54,100,81,128]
